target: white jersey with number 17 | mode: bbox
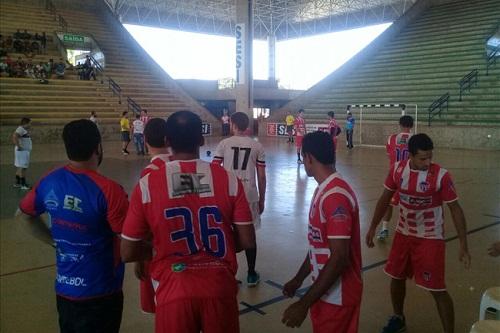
[213,136,266,203]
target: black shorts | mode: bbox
[286,125,293,134]
[56,291,123,333]
[121,131,130,142]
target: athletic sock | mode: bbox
[297,152,301,160]
[20,177,26,186]
[15,175,20,184]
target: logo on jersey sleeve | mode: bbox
[332,206,348,223]
[172,173,212,196]
[63,195,83,213]
[44,190,59,210]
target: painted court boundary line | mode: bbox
[239,219,500,316]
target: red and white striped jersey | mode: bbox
[122,159,253,303]
[294,116,306,137]
[327,118,339,145]
[213,136,265,203]
[386,132,412,166]
[384,160,458,239]
[308,173,362,307]
[140,153,173,177]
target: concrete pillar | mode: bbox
[267,33,276,86]
[235,0,254,131]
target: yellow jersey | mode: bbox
[120,117,130,132]
[285,115,295,126]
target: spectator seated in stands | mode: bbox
[55,58,65,79]
[35,61,47,79]
[0,58,10,77]
[24,59,36,79]
[13,29,22,40]
[30,40,40,54]
[22,29,31,40]
[13,39,24,53]
[13,57,25,77]
[5,36,13,53]
[0,35,6,57]
[43,59,54,78]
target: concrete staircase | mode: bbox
[0,1,124,142]
[275,0,500,128]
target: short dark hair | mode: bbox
[122,111,127,116]
[144,118,167,148]
[20,117,31,125]
[399,115,414,128]
[408,133,433,155]
[231,112,249,131]
[165,111,203,154]
[298,109,305,113]
[135,114,140,119]
[62,119,101,161]
[302,131,335,165]
[327,111,335,118]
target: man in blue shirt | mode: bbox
[18,119,129,333]
[345,110,355,149]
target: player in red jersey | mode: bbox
[366,133,471,333]
[327,111,341,152]
[121,111,256,333]
[282,131,362,333]
[377,115,413,241]
[134,118,172,314]
[294,109,306,163]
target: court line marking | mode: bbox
[239,220,500,315]
[0,264,55,277]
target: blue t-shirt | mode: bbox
[346,116,355,130]
[20,165,129,300]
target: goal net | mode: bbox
[346,103,419,147]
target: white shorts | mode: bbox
[15,150,31,169]
[250,201,261,230]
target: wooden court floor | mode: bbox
[1,136,499,333]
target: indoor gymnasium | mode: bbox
[0,0,499,332]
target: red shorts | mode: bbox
[390,192,399,206]
[310,301,360,333]
[155,297,239,333]
[384,232,446,290]
[140,261,156,313]
[296,135,304,148]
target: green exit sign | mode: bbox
[63,34,84,43]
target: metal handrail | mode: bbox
[108,78,122,104]
[458,69,478,101]
[58,15,68,32]
[428,93,449,126]
[486,45,499,76]
[127,97,142,115]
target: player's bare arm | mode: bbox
[282,239,350,328]
[121,238,152,262]
[257,166,266,214]
[12,131,21,150]
[447,200,471,269]
[366,188,394,247]
[16,209,53,247]
[233,224,256,251]
[283,254,311,298]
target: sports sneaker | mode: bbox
[247,272,260,287]
[377,229,389,241]
[381,315,406,333]
[297,159,303,164]
[122,149,129,156]
[13,183,21,188]
[20,184,32,190]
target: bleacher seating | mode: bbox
[0,0,216,142]
[281,0,500,126]
[0,2,123,134]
